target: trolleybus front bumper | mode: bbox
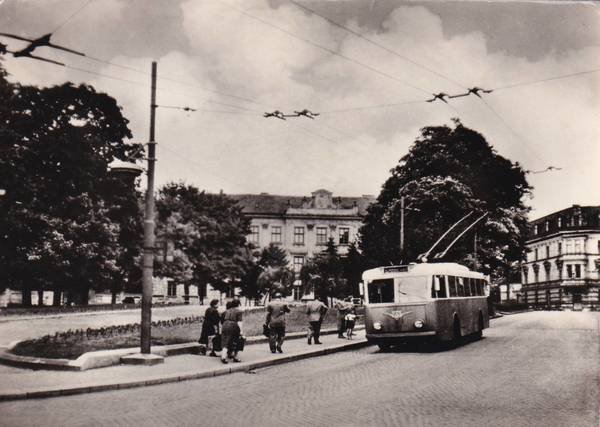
[366,331,436,340]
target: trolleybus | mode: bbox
[361,262,489,349]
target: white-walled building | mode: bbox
[522,205,600,310]
[233,189,374,300]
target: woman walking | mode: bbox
[199,299,221,357]
[221,298,244,364]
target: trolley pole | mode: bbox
[140,61,157,354]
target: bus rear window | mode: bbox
[367,279,394,304]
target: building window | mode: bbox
[249,225,259,244]
[566,264,573,278]
[293,256,304,273]
[534,248,538,261]
[167,280,177,297]
[316,227,328,245]
[271,226,282,244]
[575,264,581,278]
[339,227,350,245]
[545,246,550,259]
[558,242,562,254]
[574,240,582,254]
[293,227,305,245]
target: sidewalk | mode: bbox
[0,330,368,401]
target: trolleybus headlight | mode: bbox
[373,321,382,330]
[414,320,424,329]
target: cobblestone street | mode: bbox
[1,311,598,427]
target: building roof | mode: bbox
[231,192,375,216]
[528,204,600,241]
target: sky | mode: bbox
[0,0,599,220]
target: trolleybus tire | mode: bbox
[450,317,462,347]
[473,312,484,340]
[377,342,392,351]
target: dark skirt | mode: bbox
[221,320,240,350]
[199,322,218,345]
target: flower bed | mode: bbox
[10,306,349,360]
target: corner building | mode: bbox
[232,189,374,299]
[522,205,600,310]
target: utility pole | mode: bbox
[473,232,478,270]
[140,61,157,354]
[399,196,405,256]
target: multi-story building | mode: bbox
[522,204,600,310]
[233,189,375,299]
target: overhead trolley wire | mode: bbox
[216,0,432,96]
[287,0,466,90]
[51,0,96,34]
[493,67,600,91]
[83,54,273,110]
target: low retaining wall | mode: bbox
[0,327,363,371]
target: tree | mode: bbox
[360,120,531,279]
[342,242,366,297]
[0,65,143,305]
[300,238,346,303]
[155,183,253,304]
[240,244,291,302]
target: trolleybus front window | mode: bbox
[397,277,429,302]
[367,279,394,303]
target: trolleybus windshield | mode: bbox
[367,276,430,304]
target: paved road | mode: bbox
[0,311,598,427]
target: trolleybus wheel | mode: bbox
[450,317,462,347]
[473,312,484,340]
[377,342,392,351]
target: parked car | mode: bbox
[121,296,141,305]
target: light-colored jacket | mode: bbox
[306,300,327,322]
[266,300,290,327]
[335,300,353,319]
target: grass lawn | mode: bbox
[11,305,354,359]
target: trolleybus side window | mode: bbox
[457,277,465,296]
[367,279,394,304]
[448,276,457,297]
[464,278,472,296]
[476,279,483,296]
[432,275,447,299]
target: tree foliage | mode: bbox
[240,244,292,301]
[155,183,253,300]
[300,238,349,301]
[360,120,531,277]
[0,65,143,305]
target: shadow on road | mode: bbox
[376,334,485,354]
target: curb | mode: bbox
[0,326,364,371]
[0,339,370,401]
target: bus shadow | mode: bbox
[377,334,485,354]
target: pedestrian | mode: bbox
[306,295,328,345]
[266,292,290,353]
[345,306,357,340]
[199,299,221,357]
[335,296,353,338]
[221,298,244,364]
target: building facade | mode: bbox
[233,189,375,299]
[522,205,600,310]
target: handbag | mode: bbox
[234,336,246,352]
[212,333,222,352]
[262,323,270,338]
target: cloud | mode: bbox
[0,0,598,217]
